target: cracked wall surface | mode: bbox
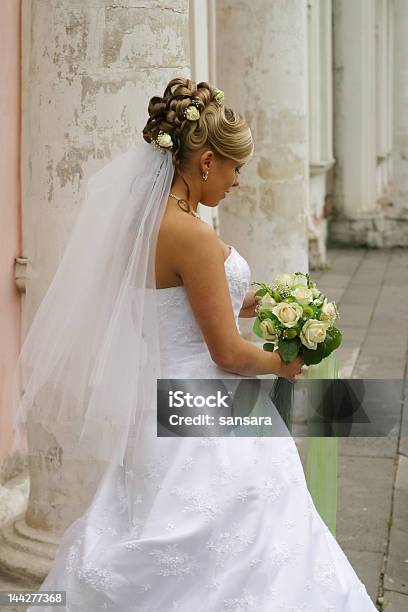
[22,0,189,327]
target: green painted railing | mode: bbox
[305,353,340,536]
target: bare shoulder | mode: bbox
[158,212,225,275]
[173,215,225,268]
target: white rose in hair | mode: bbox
[185,106,200,121]
[300,319,330,350]
[156,132,173,148]
[272,302,303,328]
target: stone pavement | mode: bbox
[298,247,408,610]
[0,247,407,611]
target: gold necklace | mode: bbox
[169,193,201,219]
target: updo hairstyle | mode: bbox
[142,77,253,170]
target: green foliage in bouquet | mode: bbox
[251,272,342,367]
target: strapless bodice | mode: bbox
[156,245,251,378]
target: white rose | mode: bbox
[259,294,277,310]
[274,273,295,288]
[259,319,279,342]
[291,286,313,304]
[213,88,225,104]
[185,106,200,121]
[292,273,308,286]
[156,132,173,148]
[311,286,321,299]
[300,319,330,350]
[320,297,338,324]
[272,301,303,328]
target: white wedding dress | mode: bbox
[29,245,377,612]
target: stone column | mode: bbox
[216,0,309,338]
[393,1,408,218]
[0,0,190,584]
[375,0,394,200]
[332,0,377,226]
[331,0,407,247]
[307,0,336,269]
[189,0,219,229]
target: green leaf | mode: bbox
[258,308,274,321]
[255,288,268,297]
[263,342,276,352]
[322,327,342,357]
[277,338,301,364]
[301,343,325,366]
[273,316,285,329]
[252,317,263,338]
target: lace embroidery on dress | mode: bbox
[209,464,241,490]
[267,541,302,569]
[148,543,199,578]
[235,477,283,503]
[312,560,336,590]
[181,455,194,470]
[206,521,255,568]
[169,485,222,522]
[222,588,260,611]
[135,455,168,492]
[66,535,115,592]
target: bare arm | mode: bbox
[172,223,303,378]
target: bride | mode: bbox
[14,77,377,610]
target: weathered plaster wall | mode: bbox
[22,0,190,329]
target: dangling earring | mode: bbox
[202,171,209,181]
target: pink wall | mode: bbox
[0,1,22,472]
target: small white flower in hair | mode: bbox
[156,131,173,148]
[213,88,225,105]
[184,105,200,121]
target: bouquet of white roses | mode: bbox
[252,272,342,367]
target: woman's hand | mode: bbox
[276,354,304,380]
[238,290,262,318]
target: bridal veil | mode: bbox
[10,140,175,471]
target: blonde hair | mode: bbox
[142,77,254,170]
